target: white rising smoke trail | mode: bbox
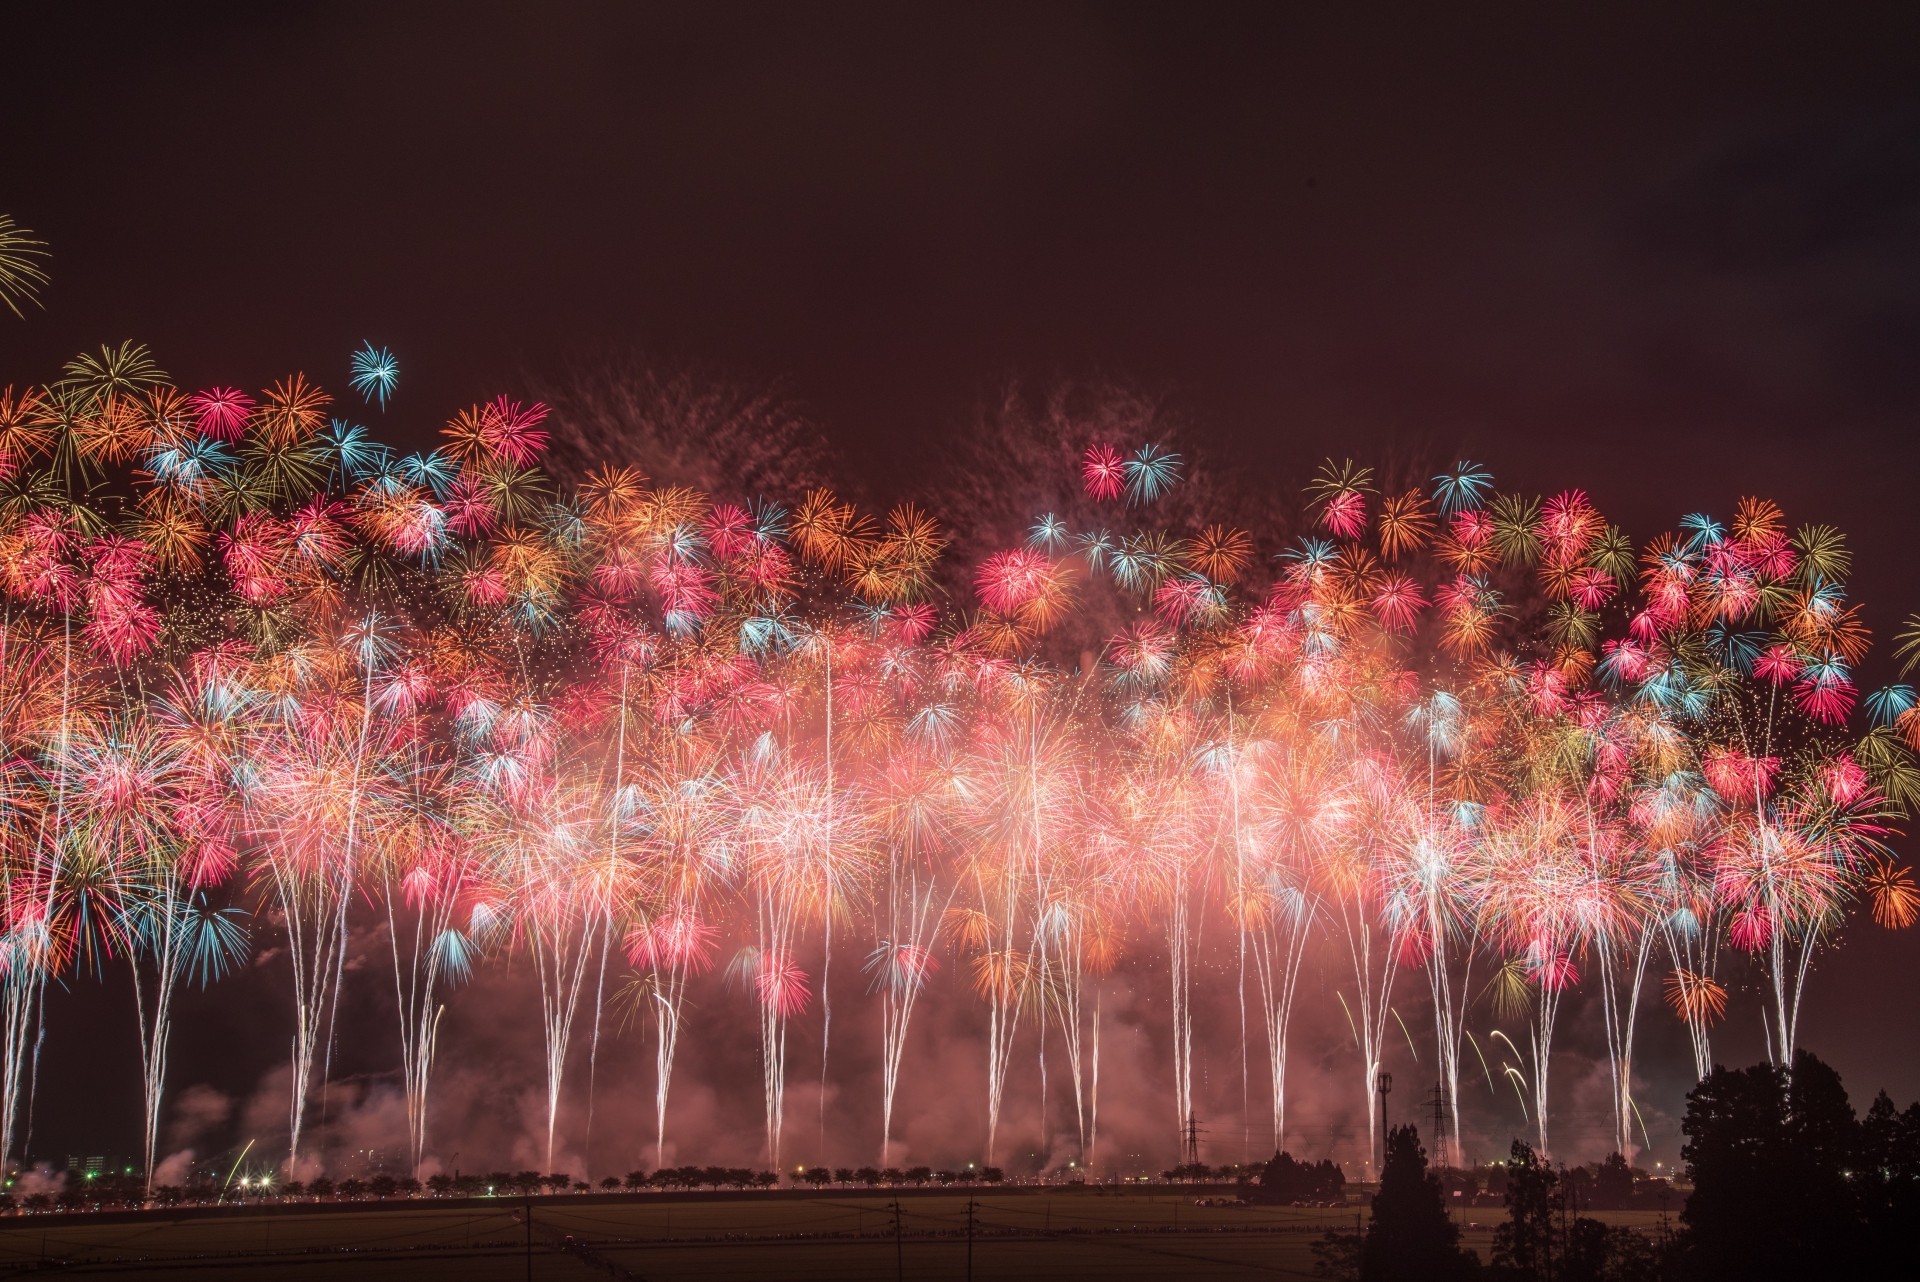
[128,884,243,1194]
[641,909,699,1170]
[869,860,951,1167]
[1226,693,1249,1166]
[1166,881,1196,1156]
[1528,993,1565,1157]
[0,612,22,1177]
[818,638,834,1167]
[0,680,24,1178]
[1597,919,1656,1162]
[528,906,596,1174]
[1123,708,1211,1165]
[867,719,962,1168]
[524,841,600,1175]
[1037,891,1093,1166]
[1407,691,1474,1168]
[381,680,469,1180]
[960,695,1054,1170]
[638,894,723,1174]
[0,964,32,1178]
[968,870,1026,1169]
[1314,744,1406,1176]
[1210,701,1316,1163]
[384,841,489,1180]
[1333,887,1403,1176]
[130,667,252,1193]
[1250,885,1314,1154]
[1423,909,1481,1170]
[2,613,74,1172]
[577,656,645,1182]
[1089,987,1101,1171]
[745,895,802,1169]
[387,878,444,1179]
[264,822,351,1178]
[1750,675,1809,1070]
[633,745,732,1172]
[1026,707,1053,1165]
[735,731,833,1172]
[1664,913,1721,1081]
[300,614,402,1176]
[254,637,373,1180]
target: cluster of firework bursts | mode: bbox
[1,341,1917,1195]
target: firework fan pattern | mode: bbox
[0,345,1916,1194]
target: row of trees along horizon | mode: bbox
[7,1051,1913,1280]
[8,1052,1915,1280]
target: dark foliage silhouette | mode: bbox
[1677,1050,1920,1279]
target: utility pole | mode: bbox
[888,1198,904,1281]
[1184,1112,1203,1168]
[1375,1071,1393,1175]
[966,1196,977,1282]
[1426,1080,1451,1170]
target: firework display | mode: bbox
[0,343,1915,1197]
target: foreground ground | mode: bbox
[0,1188,1674,1278]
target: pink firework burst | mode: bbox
[481,396,550,467]
[1702,746,1778,802]
[1823,754,1868,805]
[1450,508,1494,547]
[1081,443,1124,501]
[627,912,719,973]
[444,472,501,538]
[1370,574,1426,632]
[974,548,1050,613]
[1318,489,1367,539]
[1568,567,1615,610]
[1729,904,1773,952]
[189,387,253,441]
[1794,669,1856,725]
[1153,574,1223,628]
[889,602,937,645]
[756,953,811,1017]
[1754,644,1802,685]
[1527,940,1579,990]
[704,503,755,561]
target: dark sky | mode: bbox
[4,1,1919,1170]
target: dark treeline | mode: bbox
[1319,1050,1920,1281]
[3,1161,1023,1212]
[15,1045,1918,1282]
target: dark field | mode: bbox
[0,1189,1673,1279]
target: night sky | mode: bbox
[3,2,1918,1172]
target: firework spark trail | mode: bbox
[0,348,1916,1181]
[626,747,729,1170]
[1379,736,1478,1169]
[1038,708,1111,1167]
[867,744,959,1166]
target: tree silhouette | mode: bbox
[1591,1153,1633,1210]
[1489,1141,1555,1278]
[1253,1150,1347,1204]
[1678,1049,1920,1278]
[1358,1125,1480,1280]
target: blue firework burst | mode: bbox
[349,341,399,409]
